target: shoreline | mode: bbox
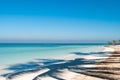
[0,45,117,80]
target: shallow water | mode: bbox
[0,43,105,66]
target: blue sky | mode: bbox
[0,0,120,43]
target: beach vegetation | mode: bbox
[108,40,120,45]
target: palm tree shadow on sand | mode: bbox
[2,51,120,80]
[71,52,120,80]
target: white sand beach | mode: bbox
[72,45,120,80]
[1,45,117,80]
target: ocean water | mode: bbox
[0,43,106,66]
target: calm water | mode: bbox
[0,43,106,66]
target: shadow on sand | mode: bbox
[2,51,120,80]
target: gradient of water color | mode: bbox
[0,43,106,66]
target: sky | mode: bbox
[0,0,120,43]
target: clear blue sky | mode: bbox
[0,0,120,43]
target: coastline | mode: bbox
[0,45,117,80]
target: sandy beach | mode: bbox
[0,45,120,80]
[72,45,120,80]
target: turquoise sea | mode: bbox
[0,43,106,66]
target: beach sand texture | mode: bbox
[0,46,120,80]
[72,46,120,80]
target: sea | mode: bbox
[0,43,106,66]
